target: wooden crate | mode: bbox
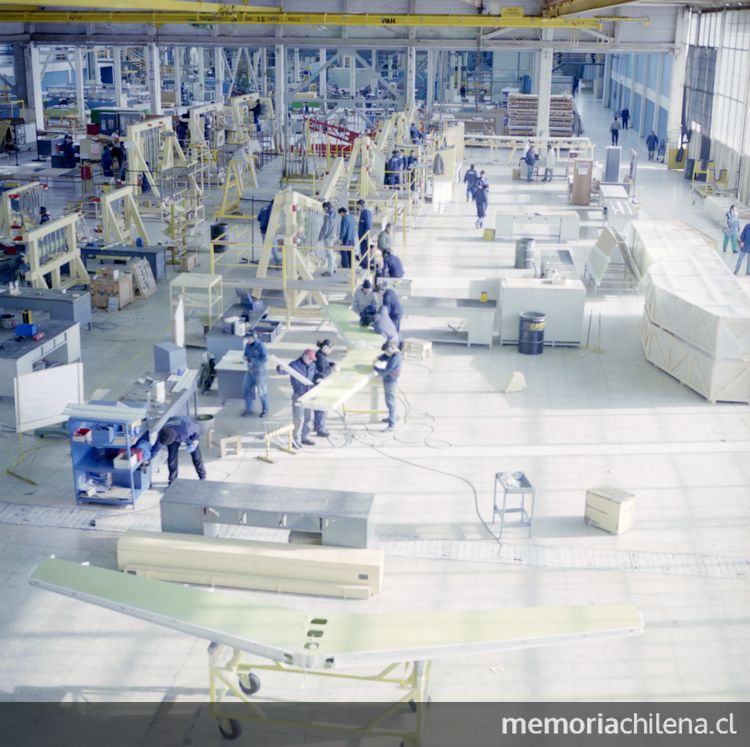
[584,484,636,535]
[91,275,133,310]
[402,337,432,361]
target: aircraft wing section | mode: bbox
[297,348,377,411]
[30,559,642,670]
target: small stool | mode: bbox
[493,471,535,539]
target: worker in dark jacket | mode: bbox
[646,130,659,161]
[378,282,403,332]
[61,134,76,168]
[373,303,399,344]
[338,206,356,269]
[377,249,405,279]
[151,416,206,487]
[242,329,268,417]
[356,199,373,267]
[258,200,274,240]
[286,349,317,448]
[312,339,336,438]
[374,341,402,431]
[101,145,114,177]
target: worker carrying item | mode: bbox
[150,416,207,487]
[242,329,269,418]
[283,349,317,449]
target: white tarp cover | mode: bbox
[642,248,750,360]
[624,220,716,279]
[641,314,750,403]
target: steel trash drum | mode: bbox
[514,237,536,271]
[518,311,545,355]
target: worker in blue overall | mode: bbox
[374,341,402,431]
[101,145,114,177]
[337,206,356,269]
[242,329,269,417]
[378,281,403,332]
[356,199,372,268]
[151,416,207,487]
[312,339,336,438]
[285,349,317,448]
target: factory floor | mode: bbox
[0,91,749,730]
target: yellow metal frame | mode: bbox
[208,642,431,746]
[0,7,649,30]
[214,144,258,221]
[22,212,91,290]
[99,185,148,245]
[0,181,45,238]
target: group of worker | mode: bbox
[384,148,419,188]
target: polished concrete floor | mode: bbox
[0,91,749,721]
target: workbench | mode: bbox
[0,287,92,329]
[80,243,167,281]
[0,320,81,397]
[117,369,199,440]
[499,277,586,347]
[403,296,496,347]
[161,478,375,548]
[215,349,246,403]
[206,302,268,359]
[495,209,580,242]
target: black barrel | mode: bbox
[210,222,229,253]
[514,237,536,271]
[518,311,545,355]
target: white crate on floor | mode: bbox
[584,484,636,535]
[402,338,433,360]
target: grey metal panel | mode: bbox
[161,479,375,548]
[206,303,267,359]
[0,288,92,327]
[81,244,167,281]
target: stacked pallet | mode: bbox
[506,93,575,138]
[117,530,384,599]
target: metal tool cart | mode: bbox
[493,471,535,539]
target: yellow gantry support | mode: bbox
[3,0,278,10]
[0,8,650,29]
[545,0,639,18]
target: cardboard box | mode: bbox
[512,167,521,181]
[113,447,143,471]
[179,252,199,271]
[584,485,636,535]
[483,228,495,241]
[98,267,120,280]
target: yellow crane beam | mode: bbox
[1,0,278,11]
[545,0,639,17]
[0,8,650,30]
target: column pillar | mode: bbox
[113,48,123,107]
[147,42,162,115]
[653,54,664,136]
[215,48,225,101]
[74,47,86,124]
[406,46,416,107]
[319,48,327,101]
[173,47,182,108]
[197,47,205,101]
[426,48,435,111]
[87,49,98,84]
[602,53,612,109]
[293,48,300,83]
[349,51,356,99]
[536,30,553,139]
[274,44,285,137]
[24,42,44,133]
[667,10,689,145]
[260,48,268,97]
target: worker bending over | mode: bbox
[151,416,206,487]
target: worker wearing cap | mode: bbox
[242,329,269,418]
[352,278,376,315]
[373,341,402,431]
[150,416,206,487]
[287,348,317,448]
[39,206,50,225]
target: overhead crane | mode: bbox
[0,3,650,30]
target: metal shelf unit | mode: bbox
[68,405,151,507]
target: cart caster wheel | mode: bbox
[238,672,261,695]
[218,718,242,740]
